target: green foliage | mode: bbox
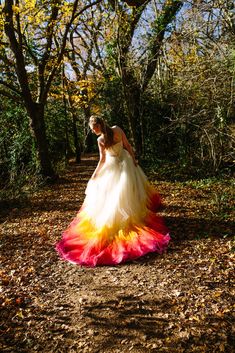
[45,99,68,164]
[0,99,41,202]
[0,102,36,182]
[142,41,235,172]
[99,75,126,127]
[0,95,78,198]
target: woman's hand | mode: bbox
[90,139,106,180]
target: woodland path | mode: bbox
[0,155,234,353]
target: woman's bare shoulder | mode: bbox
[112,125,123,141]
[112,125,123,134]
[97,136,105,145]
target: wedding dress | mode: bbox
[56,140,170,266]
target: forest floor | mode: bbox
[0,155,234,353]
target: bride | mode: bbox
[56,116,170,266]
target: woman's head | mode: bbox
[89,115,105,135]
[89,115,114,147]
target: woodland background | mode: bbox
[0,0,234,197]
[0,1,235,352]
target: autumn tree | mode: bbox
[0,0,101,179]
[148,0,235,170]
[107,0,183,155]
[65,3,105,153]
[64,2,123,153]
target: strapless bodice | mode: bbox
[106,141,123,157]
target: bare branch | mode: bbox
[43,0,103,102]
[3,0,33,109]
[0,89,22,103]
[0,79,22,96]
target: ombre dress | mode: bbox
[56,140,170,266]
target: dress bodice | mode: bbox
[106,140,123,157]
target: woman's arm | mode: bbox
[91,138,106,179]
[121,129,138,166]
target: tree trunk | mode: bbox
[122,79,143,156]
[72,115,81,163]
[28,103,56,179]
[83,106,94,153]
[116,0,183,157]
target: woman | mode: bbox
[56,116,170,266]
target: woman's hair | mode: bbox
[89,115,114,148]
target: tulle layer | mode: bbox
[56,210,170,267]
[56,145,170,266]
[83,149,150,228]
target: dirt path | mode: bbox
[1,155,234,353]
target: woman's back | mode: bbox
[111,125,123,144]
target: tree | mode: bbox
[108,0,183,156]
[149,0,235,170]
[65,1,116,152]
[1,0,101,178]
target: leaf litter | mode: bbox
[0,156,234,352]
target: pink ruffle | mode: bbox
[56,212,170,267]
